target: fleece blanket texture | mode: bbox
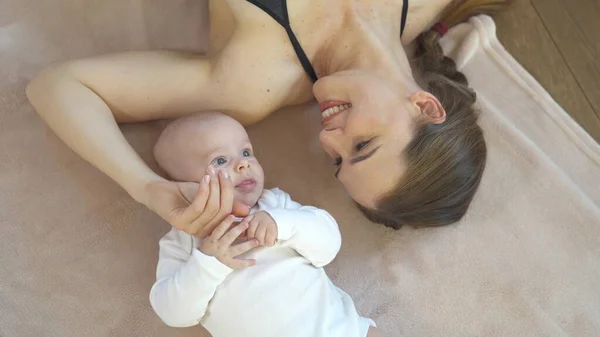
[1,1,598,335]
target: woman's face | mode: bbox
[313,70,420,208]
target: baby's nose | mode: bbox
[236,159,251,172]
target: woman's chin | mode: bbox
[312,77,329,102]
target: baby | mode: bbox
[149,112,382,337]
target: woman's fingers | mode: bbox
[227,258,256,270]
[230,239,259,257]
[232,201,251,217]
[195,170,236,236]
[218,171,234,216]
[204,170,235,229]
[242,213,255,223]
[205,166,221,219]
[188,168,222,237]
[222,221,249,246]
[174,166,250,238]
[179,175,210,224]
[210,215,237,241]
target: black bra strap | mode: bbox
[401,0,408,37]
[247,0,318,83]
[247,0,287,26]
[281,1,318,82]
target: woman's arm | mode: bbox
[26,51,215,203]
[26,51,255,233]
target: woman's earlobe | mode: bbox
[411,91,446,124]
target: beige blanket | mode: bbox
[1,0,599,335]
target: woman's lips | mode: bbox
[320,102,352,126]
[235,178,257,192]
[319,100,349,112]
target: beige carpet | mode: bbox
[1,1,599,336]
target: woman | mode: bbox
[26,0,508,237]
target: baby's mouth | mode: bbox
[235,178,257,192]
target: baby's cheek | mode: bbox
[233,190,261,208]
[232,190,244,205]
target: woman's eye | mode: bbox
[355,140,371,152]
[242,150,251,157]
[333,157,342,179]
[212,157,227,166]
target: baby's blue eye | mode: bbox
[212,157,227,166]
[242,150,251,157]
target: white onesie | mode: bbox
[149,188,375,337]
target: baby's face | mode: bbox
[159,114,265,207]
[199,123,264,208]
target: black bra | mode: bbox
[247,0,409,83]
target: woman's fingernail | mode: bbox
[208,166,215,176]
[223,171,229,179]
[204,175,210,184]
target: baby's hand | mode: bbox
[244,211,278,247]
[198,215,259,269]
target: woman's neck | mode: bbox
[312,0,415,88]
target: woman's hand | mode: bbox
[144,167,250,238]
[198,215,258,269]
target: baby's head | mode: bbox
[154,112,265,207]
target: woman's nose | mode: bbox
[319,129,345,156]
[235,158,251,172]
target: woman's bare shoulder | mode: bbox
[210,33,315,119]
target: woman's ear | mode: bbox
[410,91,446,124]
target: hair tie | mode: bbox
[432,22,449,37]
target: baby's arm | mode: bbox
[264,189,342,267]
[149,228,232,327]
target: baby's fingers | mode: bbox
[222,221,249,246]
[246,218,259,239]
[230,239,259,257]
[265,228,277,247]
[227,258,257,270]
[255,223,268,246]
[210,215,237,240]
